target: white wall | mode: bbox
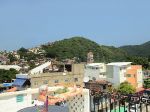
[0,88,90,112]
[0,93,32,112]
[107,66,127,87]
[137,69,143,88]
[83,89,90,112]
[119,67,127,84]
[84,63,106,81]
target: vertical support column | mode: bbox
[84,89,90,112]
[26,88,32,107]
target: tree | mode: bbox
[126,56,149,69]
[18,47,28,53]
[8,54,17,63]
[118,82,136,94]
[0,69,19,83]
[143,78,150,89]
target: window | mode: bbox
[54,80,59,83]
[92,77,96,81]
[43,80,48,84]
[74,78,78,82]
[100,73,104,75]
[34,81,38,86]
[65,79,68,82]
[95,67,99,69]
[134,74,136,78]
[127,74,131,77]
[103,85,106,89]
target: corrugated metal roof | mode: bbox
[13,78,26,87]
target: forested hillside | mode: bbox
[42,37,127,62]
[120,41,150,57]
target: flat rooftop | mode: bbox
[86,63,105,67]
[107,62,132,66]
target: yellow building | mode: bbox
[30,64,84,88]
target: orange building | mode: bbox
[126,65,143,89]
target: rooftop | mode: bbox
[86,63,104,66]
[107,62,132,66]
[85,80,111,85]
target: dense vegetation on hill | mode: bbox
[120,41,150,57]
[42,37,127,62]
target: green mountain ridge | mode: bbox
[120,41,150,57]
[42,37,127,62]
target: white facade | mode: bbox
[136,69,143,88]
[106,62,132,86]
[0,87,90,112]
[29,61,51,75]
[84,63,106,81]
[0,65,21,71]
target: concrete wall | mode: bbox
[137,69,143,88]
[119,67,127,84]
[72,64,84,75]
[30,64,84,88]
[0,89,33,112]
[31,72,83,88]
[0,87,90,112]
[84,63,106,80]
[107,65,127,87]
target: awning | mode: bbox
[13,78,27,87]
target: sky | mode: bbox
[0,0,150,51]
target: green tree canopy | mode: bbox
[118,82,136,94]
[126,56,149,69]
[0,69,19,83]
[8,54,17,63]
[143,78,150,89]
[18,47,28,53]
[42,37,127,62]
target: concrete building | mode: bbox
[126,65,143,89]
[84,63,106,81]
[30,64,84,88]
[106,62,132,86]
[106,62,143,89]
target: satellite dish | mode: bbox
[83,77,90,82]
[92,77,96,81]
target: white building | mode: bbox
[84,63,106,81]
[29,61,51,75]
[106,62,132,86]
[0,65,21,71]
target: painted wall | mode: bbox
[107,65,127,87]
[0,88,90,112]
[84,63,106,80]
[0,91,32,112]
[137,69,143,88]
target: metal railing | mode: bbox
[90,90,150,112]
